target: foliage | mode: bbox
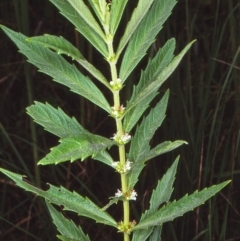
[0,0,231,240]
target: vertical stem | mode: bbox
[103,7,130,240]
[107,36,130,241]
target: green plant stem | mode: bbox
[107,38,130,241]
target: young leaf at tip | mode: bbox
[110,0,129,35]
[116,0,155,59]
[119,0,177,82]
[49,0,108,57]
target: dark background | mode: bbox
[0,0,239,240]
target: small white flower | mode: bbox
[110,133,117,140]
[129,189,137,201]
[109,78,123,90]
[115,189,123,198]
[121,133,131,143]
[112,161,119,168]
[123,160,132,172]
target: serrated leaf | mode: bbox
[67,0,105,38]
[38,135,114,165]
[124,40,196,115]
[132,157,179,241]
[123,38,176,133]
[144,140,187,162]
[110,0,128,34]
[119,0,177,81]
[116,0,155,59]
[147,156,179,213]
[128,91,169,164]
[46,202,90,241]
[133,180,231,230]
[127,141,186,189]
[27,102,87,138]
[0,26,111,113]
[27,34,110,89]
[49,0,108,57]
[0,168,117,227]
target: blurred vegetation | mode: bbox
[0,0,239,240]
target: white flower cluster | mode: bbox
[111,105,125,118]
[112,160,132,174]
[115,189,138,201]
[110,78,123,90]
[111,133,131,144]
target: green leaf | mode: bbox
[93,151,114,167]
[116,0,155,59]
[86,0,104,23]
[127,141,185,189]
[0,26,111,113]
[132,157,179,241]
[27,102,87,138]
[49,0,108,57]
[27,34,82,60]
[67,0,105,38]
[133,180,231,230]
[145,140,188,160]
[0,168,117,227]
[123,93,158,134]
[145,140,187,162]
[128,90,169,164]
[46,202,90,241]
[27,34,110,89]
[124,40,196,115]
[110,0,128,34]
[149,226,162,241]
[38,135,114,165]
[123,38,176,133]
[146,156,179,213]
[119,0,177,81]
